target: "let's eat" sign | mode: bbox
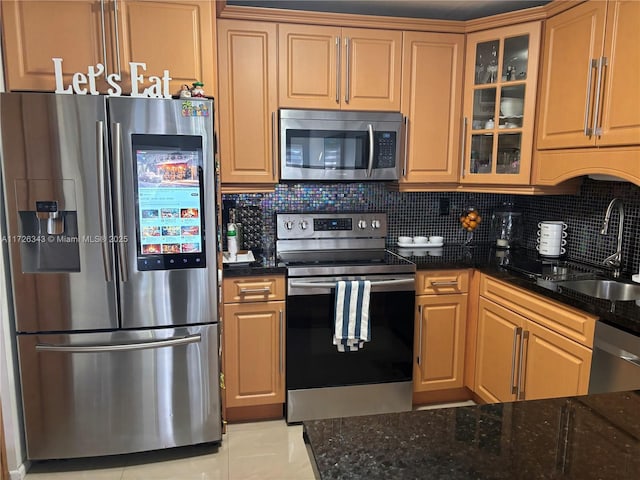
[53,58,172,98]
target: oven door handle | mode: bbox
[290,278,414,288]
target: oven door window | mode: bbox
[285,129,369,170]
[286,290,414,390]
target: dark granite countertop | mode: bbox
[304,390,640,480]
[390,243,640,337]
[221,247,286,277]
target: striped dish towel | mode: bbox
[333,280,371,352]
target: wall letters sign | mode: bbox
[52,58,172,98]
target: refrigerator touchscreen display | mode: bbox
[132,134,206,271]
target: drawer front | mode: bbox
[223,276,285,303]
[417,270,470,295]
[480,274,596,348]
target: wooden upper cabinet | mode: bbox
[217,20,278,185]
[461,21,541,185]
[278,24,341,110]
[537,0,640,149]
[279,24,402,111]
[597,0,640,147]
[536,1,608,149]
[116,0,216,96]
[1,0,215,96]
[400,32,464,184]
[342,28,402,111]
[1,0,113,92]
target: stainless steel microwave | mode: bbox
[279,109,403,181]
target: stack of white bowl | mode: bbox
[536,221,567,257]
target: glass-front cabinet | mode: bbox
[461,22,541,184]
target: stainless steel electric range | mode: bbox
[276,212,416,423]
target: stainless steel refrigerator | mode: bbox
[0,93,221,460]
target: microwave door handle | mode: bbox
[367,124,374,177]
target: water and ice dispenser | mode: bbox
[15,179,80,273]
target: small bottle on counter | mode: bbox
[227,223,238,261]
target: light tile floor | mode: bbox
[25,420,313,480]
[24,401,475,480]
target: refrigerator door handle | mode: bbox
[112,122,129,282]
[35,334,202,353]
[96,121,113,283]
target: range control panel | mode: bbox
[276,212,387,240]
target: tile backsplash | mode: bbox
[222,178,640,277]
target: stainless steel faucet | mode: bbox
[600,198,625,278]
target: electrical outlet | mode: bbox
[439,197,450,216]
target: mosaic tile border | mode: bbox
[222,179,640,277]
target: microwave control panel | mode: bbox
[375,132,397,168]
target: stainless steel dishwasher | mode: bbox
[589,321,640,394]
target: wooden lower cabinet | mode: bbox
[222,275,286,420]
[475,274,594,404]
[522,318,591,401]
[413,270,469,398]
[223,301,285,408]
[414,294,468,392]
[475,297,521,403]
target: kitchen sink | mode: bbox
[556,279,640,301]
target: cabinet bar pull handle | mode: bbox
[583,59,598,136]
[335,37,341,104]
[271,111,277,180]
[239,287,271,294]
[510,327,522,395]
[279,309,284,374]
[460,117,467,178]
[113,0,122,77]
[517,330,529,400]
[99,0,109,78]
[345,37,350,103]
[96,121,112,283]
[402,116,409,178]
[593,56,608,136]
[417,305,423,366]
[367,124,374,177]
[430,280,459,287]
